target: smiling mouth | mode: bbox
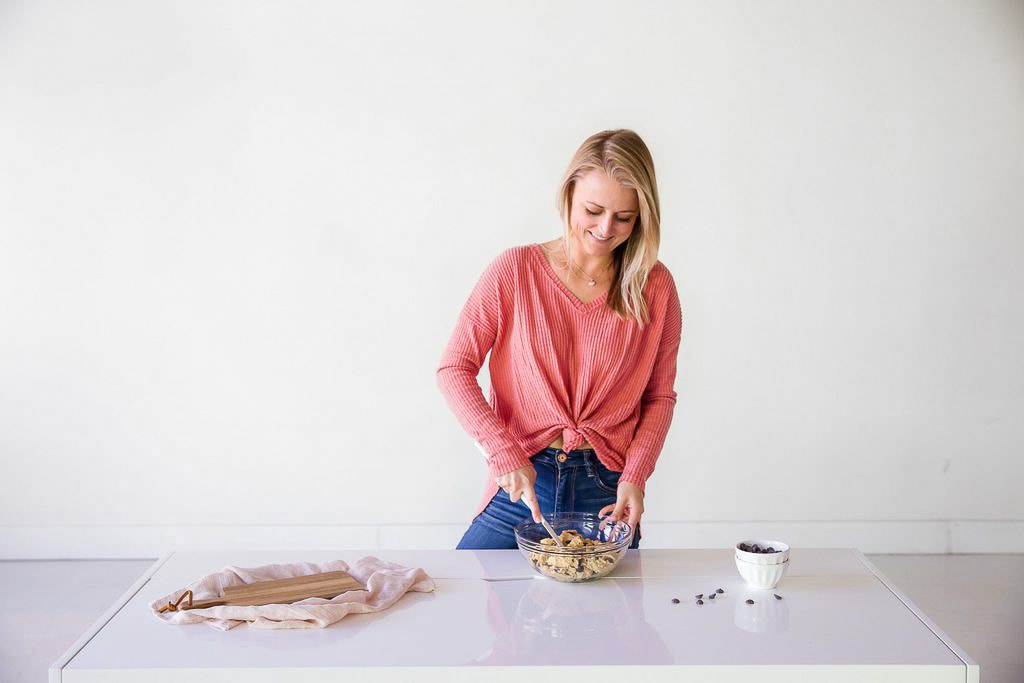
[588,230,612,242]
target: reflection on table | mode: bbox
[472,576,673,665]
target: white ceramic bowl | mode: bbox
[735,555,788,589]
[735,539,789,565]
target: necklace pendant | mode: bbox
[588,279,596,287]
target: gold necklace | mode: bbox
[564,240,611,287]
[540,240,611,287]
[569,258,604,287]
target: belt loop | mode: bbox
[582,451,596,478]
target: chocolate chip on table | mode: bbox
[708,593,716,600]
[774,594,783,600]
[695,593,703,599]
[716,588,724,594]
[696,599,704,605]
[671,598,680,604]
[745,599,755,605]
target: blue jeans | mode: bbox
[456,447,642,550]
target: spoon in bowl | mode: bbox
[521,499,564,547]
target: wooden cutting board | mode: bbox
[160,570,366,612]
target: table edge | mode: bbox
[48,551,176,683]
[853,549,978,678]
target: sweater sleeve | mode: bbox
[436,251,535,479]
[620,268,682,489]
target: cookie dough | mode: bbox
[527,529,623,581]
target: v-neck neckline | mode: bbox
[529,243,609,312]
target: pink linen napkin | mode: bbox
[148,556,435,631]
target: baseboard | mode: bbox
[2,520,1022,559]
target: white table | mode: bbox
[50,549,979,682]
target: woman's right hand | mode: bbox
[496,466,542,523]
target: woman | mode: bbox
[437,129,681,550]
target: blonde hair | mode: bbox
[557,129,661,324]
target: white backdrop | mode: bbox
[1,0,1022,558]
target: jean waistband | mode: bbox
[532,447,596,467]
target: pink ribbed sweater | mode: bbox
[437,244,682,516]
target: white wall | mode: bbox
[1,0,1022,558]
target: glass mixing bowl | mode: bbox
[514,512,633,582]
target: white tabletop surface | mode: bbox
[146,547,874,581]
[51,549,979,683]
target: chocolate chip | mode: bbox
[745,599,755,604]
[708,593,716,600]
[716,588,724,594]
[740,543,783,554]
[695,593,703,599]
[774,594,783,600]
[671,598,680,604]
[696,599,704,605]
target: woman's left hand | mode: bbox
[600,482,644,528]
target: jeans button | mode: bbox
[556,452,568,463]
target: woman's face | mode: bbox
[569,169,639,260]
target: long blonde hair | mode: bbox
[557,129,661,324]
